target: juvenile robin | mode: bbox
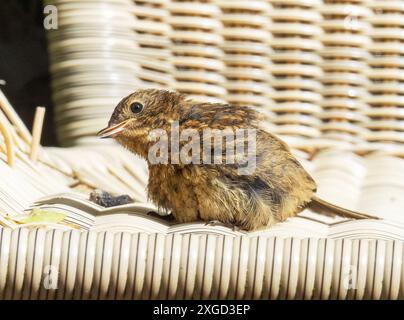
[98,89,377,231]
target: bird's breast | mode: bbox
[147,165,201,210]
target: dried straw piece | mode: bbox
[30,107,46,162]
[0,89,32,145]
[0,114,15,166]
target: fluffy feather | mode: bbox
[100,89,377,230]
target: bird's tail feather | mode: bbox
[308,196,380,220]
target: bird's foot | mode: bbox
[147,211,175,222]
[205,220,241,232]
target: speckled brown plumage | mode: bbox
[98,89,377,230]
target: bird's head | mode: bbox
[98,89,184,157]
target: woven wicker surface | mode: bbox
[1,229,403,300]
[2,0,404,299]
[2,88,404,298]
[45,0,404,155]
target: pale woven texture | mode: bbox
[1,93,404,298]
[45,0,404,155]
[1,229,403,300]
[2,0,404,299]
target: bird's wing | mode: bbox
[179,102,261,129]
[210,128,317,219]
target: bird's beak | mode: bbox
[97,119,131,139]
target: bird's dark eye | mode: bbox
[130,102,143,114]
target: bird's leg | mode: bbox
[205,220,242,232]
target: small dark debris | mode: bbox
[89,189,133,208]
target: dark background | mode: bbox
[0,0,56,145]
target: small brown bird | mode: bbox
[98,89,377,231]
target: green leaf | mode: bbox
[11,208,66,224]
